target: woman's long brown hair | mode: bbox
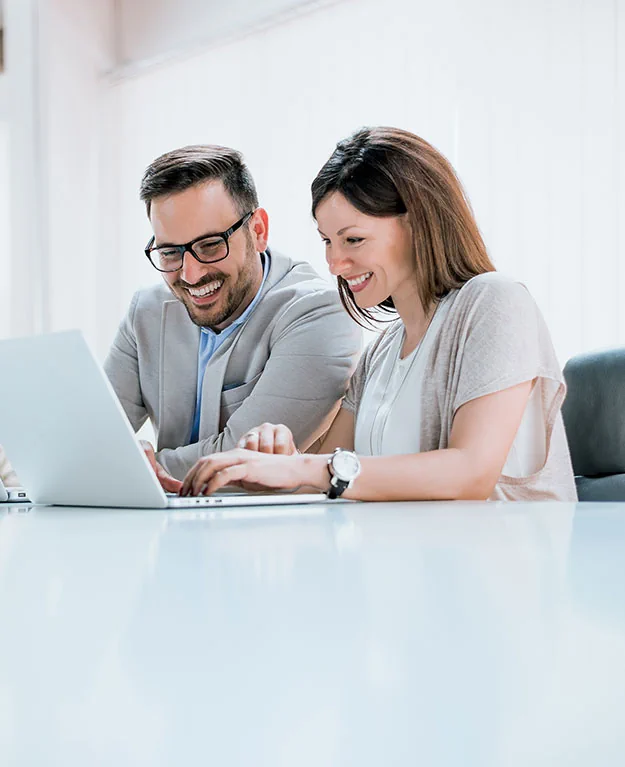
[311,127,496,327]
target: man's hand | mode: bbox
[236,423,298,455]
[140,440,182,493]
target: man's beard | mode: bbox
[174,241,259,331]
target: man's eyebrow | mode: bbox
[317,225,361,238]
[154,229,221,248]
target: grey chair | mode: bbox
[562,348,625,501]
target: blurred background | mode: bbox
[0,0,622,363]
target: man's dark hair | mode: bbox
[140,144,259,217]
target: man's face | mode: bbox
[150,181,266,330]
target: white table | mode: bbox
[0,501,624,766]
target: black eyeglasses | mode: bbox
[145,211,254,272]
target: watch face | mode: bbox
[332,450,361,481]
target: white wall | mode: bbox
[0,117,10,337]
[0,66,8,338]
[39,0,116,352]
[105,0,625,366]
[5,0,624,366]
[4,0,115,351]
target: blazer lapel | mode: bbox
[157,300,200,450]
[198,341,232,438]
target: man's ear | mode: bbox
[249,208,269,252]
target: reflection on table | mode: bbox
[0,501,623,766]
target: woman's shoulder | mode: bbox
[450,271,538,319]
[457,270,526,294]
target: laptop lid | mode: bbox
[0,331,331,510]
[0,330,169,508]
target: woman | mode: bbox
[180,127,577,502]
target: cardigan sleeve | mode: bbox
[450,276,564,415]
[342,348,368,415]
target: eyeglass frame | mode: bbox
[144,210,255,272]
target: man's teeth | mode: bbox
[346,272,372,287]
[188,280,222,297]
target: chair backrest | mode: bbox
[562,348,625,501]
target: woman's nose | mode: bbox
[326,247,350,277]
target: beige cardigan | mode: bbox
[343,273,577,501]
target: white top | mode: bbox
[354,294,546,478]
[355,295,452,457]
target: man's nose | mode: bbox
[180,250,208,285]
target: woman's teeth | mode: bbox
[188,280,222,297]
[346,272,372,288]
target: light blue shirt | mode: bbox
[189,253,270,444]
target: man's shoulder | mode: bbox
[132,281,176,307]
[264,250,338,308]
[123,282,178,324]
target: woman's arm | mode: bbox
[340,379,534,501]
[308,407,355,453]
[182,381,532,500]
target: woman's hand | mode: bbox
[236,423,297,455]
[180,449,328,497]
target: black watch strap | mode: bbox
[327,477,349,500]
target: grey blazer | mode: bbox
[104,250,362,479]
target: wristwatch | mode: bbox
[327,448,361,499]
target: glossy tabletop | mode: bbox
[0,500,624,766]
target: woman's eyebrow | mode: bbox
[317,225,361,237]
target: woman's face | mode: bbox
[315,192,416,309]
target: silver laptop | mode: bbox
[0,331,328,509]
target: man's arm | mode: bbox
[103,292,149,433]
[157,293,362,480]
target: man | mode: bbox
[104,144,361,489]
[0,445,18,488]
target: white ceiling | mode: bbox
[116,0,332,70]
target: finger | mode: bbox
[238,431,260,451]
[156,467,182,493]
[181,458,207,497]
[199,463,249,496]
[273,429,296,455]
[182,450,246,496]
[148,452,182,493]
[258,424,278,454]
[141,443,180,492]
[271,423,297,455]
[141,443,157,468]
